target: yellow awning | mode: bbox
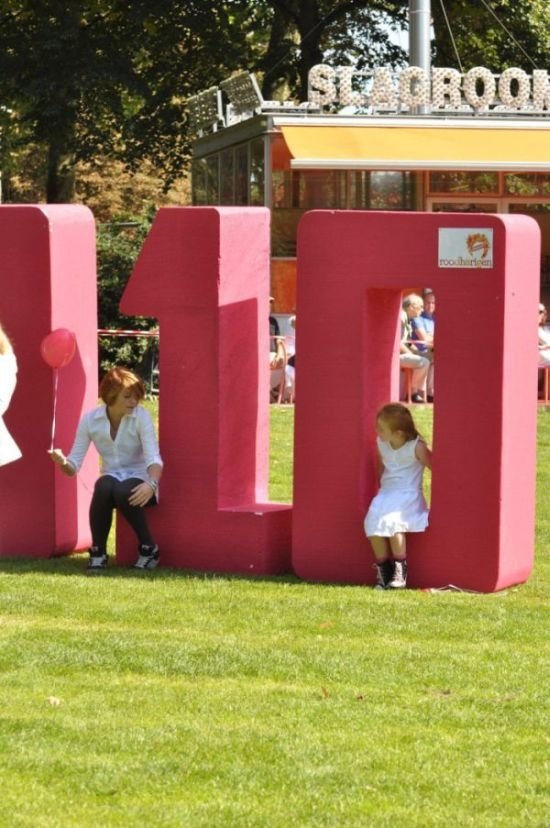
[280,120,550,171]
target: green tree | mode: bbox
[431,0,549,71]
[255,1,407,99]
[0,1,256,202]
[96,213,156,380]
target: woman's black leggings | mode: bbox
[89,476,155,552]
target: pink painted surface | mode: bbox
[119,207,292,574]
[293,211,539,591]
[0,205,98,556]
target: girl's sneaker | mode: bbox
[133,544,160,570]
[374,560,394,589]
[87,547,108,572]
[388,559,408,589]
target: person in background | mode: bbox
[400,294,430,404]
[284,314,296,402]
[538,303,550,367]
[364,403,432,590]
[49,367,163,572]
[412,291,435,402]
[0,322,22,468]
[269,296,286,401]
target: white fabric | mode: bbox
[539,326,550,368]
[364,436,429,537]
[0,350,22,467]
[67,404,163,482]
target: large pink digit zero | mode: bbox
[292,211,539,592]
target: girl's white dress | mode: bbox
[364,436,428,537]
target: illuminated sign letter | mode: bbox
[431,68,462,109]
[368,68,398,110]
[308,65,337,107]
[498,68,530,109]
[464,67,496,110]
[399,67,430,108]
[533,70,550,110]
[337,66,362,108]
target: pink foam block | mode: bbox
[293,211,539,591]
[0,206,98,556]
[119,207,292,574]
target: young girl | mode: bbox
[364,403,432,589]
[49,367,163,571]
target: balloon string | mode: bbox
[50,368,58,451]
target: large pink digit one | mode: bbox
[118,207,292,573]
[0,206,98,556]
[293,211,539,592]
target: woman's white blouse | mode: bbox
[67,404,163,481]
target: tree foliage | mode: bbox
[0,1,256,202]
[96,214,156,380]
[252,0,407,99]
[431,0,549,72]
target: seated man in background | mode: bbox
[400,293,430,404]
[412,290,435,402]
[538,303,550,366]
[269,297,286,401]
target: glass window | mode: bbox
[206,155,219,204]
[367,171,414,210]
[349,171,415,209]
[296,170,346,209]
[192,159,207,205]
[428,171,499,195]
[235,144,248,205]
[250,138,265,205]
[220,149,235,205]
[508,203,550,214]
[349,171,367,209]
[271,209,304,257]
[430,201,499,213]
[505,174,550,197]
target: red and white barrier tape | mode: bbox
[98,329,159,339]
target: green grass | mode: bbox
[0,406,548,827]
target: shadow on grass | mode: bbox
[0,554,307,587]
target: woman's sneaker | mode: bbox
[87,547,108,572]
[374,560,394,589]
[388,559,408,589]
[133,544,160,570]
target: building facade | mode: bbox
[191,66,550,311]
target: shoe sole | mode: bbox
[132,558,159,571]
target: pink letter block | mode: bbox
[118,207,292,574]
[0,206,98,556]
[292,211,539,591]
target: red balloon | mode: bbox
[40,328,77,369]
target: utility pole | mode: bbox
[409,0,431,114]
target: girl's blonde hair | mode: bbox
[99,367,145,405]
[377,403,419,441]
[0,324,13,356]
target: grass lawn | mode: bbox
[0,405,548,827]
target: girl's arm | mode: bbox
[415,438,432,470]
